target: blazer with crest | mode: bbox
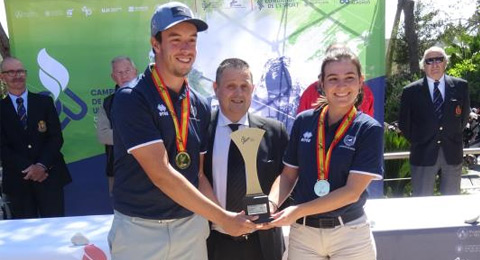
[204,110,288,260]
[399,75,470,166]
[1,92,71,196]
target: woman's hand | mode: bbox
[269,206,302,227]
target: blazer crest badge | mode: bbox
[38,120,47,133]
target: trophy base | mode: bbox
[243,194,272,223]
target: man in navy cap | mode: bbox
[108,2,257,260]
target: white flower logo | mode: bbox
[301,131,313,143]
[158,104,167,112]
[37,48,69,100]
[303,132,313,139]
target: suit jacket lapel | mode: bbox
[2,95,25,131]
[443,75,456,115]
[27,92,44,134]
[204,110,218,183]
[421,77,436,115]
[2,95,16,117]
[248,113,266,130]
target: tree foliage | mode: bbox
[384,0,480,196]
[446,32,480,107]
[391,1,444,74]
[386,0,480,122]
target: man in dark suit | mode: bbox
[399,46,470,196]
[0,57,71,219]
[204,58,288,260]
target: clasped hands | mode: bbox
[221,203,300,237]
[22,163,49,182]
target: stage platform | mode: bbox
[1,195,479,260]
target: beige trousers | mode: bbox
[287,214,376,260]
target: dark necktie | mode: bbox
[433,81,443,119]
[225,123,246,212]
[16,97,27,129]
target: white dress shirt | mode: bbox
[8,91,28,115]
[426,75,446,102]
[211,110,249,232]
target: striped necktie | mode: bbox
[225,123,246,212]
[433,81,443,119]
[16,97,27,129]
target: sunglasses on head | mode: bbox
[424,56,445,65]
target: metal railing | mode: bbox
[383,148,480,192]
[384,147,480,160]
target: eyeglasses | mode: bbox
[424,56,445,65]
[1,69,27,77]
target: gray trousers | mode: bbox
[108,210,210,260]
[410,148,462,196]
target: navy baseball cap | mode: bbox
[151,2,208,36]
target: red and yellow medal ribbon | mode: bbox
[316,105,357,181]
[151,65,190,153]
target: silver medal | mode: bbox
[314,180,330,197]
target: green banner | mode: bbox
[5,0,384,163]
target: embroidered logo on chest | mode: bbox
[190,104,198,121]
[157,104,169,117]
[301,131,313,143]
[343,135,356,146]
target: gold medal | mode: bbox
[175,151,191,169]
[152,65,192,170]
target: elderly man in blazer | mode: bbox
[0,57,71,219]
[203,58,288,260]
[399,46,470,196]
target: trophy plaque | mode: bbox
[230,128,271,223]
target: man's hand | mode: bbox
[219,211,259,237]
[22,163,49,182]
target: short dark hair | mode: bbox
[151,33,162,55]
[155,32,162,43]
[215,58,252,84]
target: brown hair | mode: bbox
[313,48,363,110]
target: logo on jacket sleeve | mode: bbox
[157,104,169,117]
[301,131,313,143]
